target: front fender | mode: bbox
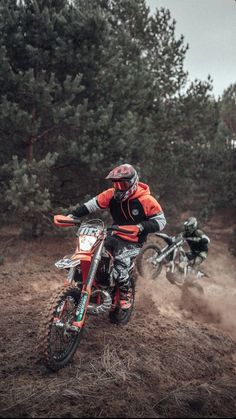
[55,252,92,270]
[55,257,81,269]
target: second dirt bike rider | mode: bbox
[68,163,166,310]
[183,217,210,274]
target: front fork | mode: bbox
[66,266,77,283]
[72,240,105,329]
[53,266,81,331]
[166,248,178,273]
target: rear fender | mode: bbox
[155,233,173,246]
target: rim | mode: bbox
[49,295,78,362]
[142,247,161,278]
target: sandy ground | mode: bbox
[0,213,236,418]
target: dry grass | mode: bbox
[151,376,236,418]
[0,342,157,418]
[1,218,236,418]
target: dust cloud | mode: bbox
[136,265,236,340]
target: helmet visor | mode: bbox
[113,181,130,191]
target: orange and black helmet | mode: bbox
[105,164,139,202]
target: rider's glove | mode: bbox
[67,214,75,219]
[137,223,145,235]
[108,225,119,236]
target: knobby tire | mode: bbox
[38,285,83,371]
[136,244,163,279]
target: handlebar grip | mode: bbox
[69,217,81,224]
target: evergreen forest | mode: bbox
[0,0,235,241]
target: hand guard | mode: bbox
[112,225,140,242]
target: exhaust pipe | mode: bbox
[87,290,112,315]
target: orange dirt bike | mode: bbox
[39,215,139,371]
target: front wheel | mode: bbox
[136,244,163,279]
[39,286,83,371]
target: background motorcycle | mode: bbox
[136,232,205,294]
[39,215,139,371]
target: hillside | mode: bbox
[0,212,236,418]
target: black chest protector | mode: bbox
[109,197,147,225]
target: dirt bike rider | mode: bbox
[68,163,166,310]
[183,217,210,274]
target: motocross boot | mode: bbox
[119,288,133,310]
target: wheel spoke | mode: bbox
[49,295,78,361]
[40,286,82,370]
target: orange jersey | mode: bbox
[96,182,165,243]
[73,183,166,243]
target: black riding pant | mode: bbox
[186,251,207,267]
[105,235,141,292]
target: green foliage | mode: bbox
[2,153,58,236]
[0,0,235,239]
[219,84,236,142]
[0,0,84,168]
[206,84,236,209]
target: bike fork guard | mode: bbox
[73,257,92,328]
[72,241,105,329]
[72,288,91,329]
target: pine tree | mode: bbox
[3,153,58,236]
[0,0,85,234]
[1,0,218,231]
[0,0,85,165]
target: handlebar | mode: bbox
[54,216,138,236]
[68,217,81,225]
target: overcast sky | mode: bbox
[146,0,236,98]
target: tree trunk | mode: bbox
[27,107,37,165]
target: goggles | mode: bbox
[113,181,131,191]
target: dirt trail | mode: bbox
[139,230,236,340]
[0,214,236,418]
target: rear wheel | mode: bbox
[39,285,83,371]
[136,244,163,279]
